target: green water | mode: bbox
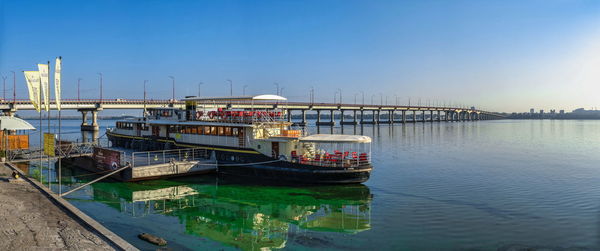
[22,119,600,250]
[66,176,371,250]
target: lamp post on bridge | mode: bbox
[274,82,279,95]
[309,86,314,104]
[227,79,232,96]
[143,80,148,117]
[371,94,375,105]
[354,93,358,104]
[97,73,103,103]
[198,82,203,97]
[169,76,175,102]
[337,88,342,104]
[243,85,248,96]
[77,78,82,101]
[1,74,6,100]
[11,71,15,104]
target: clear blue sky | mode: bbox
[1,0,599,113]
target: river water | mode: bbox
[20,119,600,250]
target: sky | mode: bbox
[0,0,599,113]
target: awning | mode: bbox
[0,116,36,130]
[299,134,371,143]
[183,94,287,102]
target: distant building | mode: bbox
[530,108,535,114]
[559,110,564,115]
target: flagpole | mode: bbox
[39,71,42,181]
[57,57,62,195]
[47,61,51,190]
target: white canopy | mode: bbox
[299,134,372,143]
[0,116,36,130]
[183,94,287,102]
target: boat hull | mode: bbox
[107,132,372,184]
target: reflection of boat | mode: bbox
[107,95,373,184]
[89,179,372,250]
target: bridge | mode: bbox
[0,99,505,131]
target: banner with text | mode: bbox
[43,133,55,157]
[37,64,50,111]
[23,71,41,112]
[54,57,61,110]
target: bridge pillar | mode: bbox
[340,110,345,124]
[422,111,426,122]
[389,110,394,124]
[330,110,334,124]
[437,111,441,122]
[316,110,321,124]
[377,110,381,124]
[430,110,434,122]
[402,110,406,123]
[412,111,416,122]
[81,111,88,126]
[360,110,364,124]
[301,110,307,125]
[353,110,357,124]
[287,110,292,122]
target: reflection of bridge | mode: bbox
[0,99,505,131]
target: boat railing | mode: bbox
[291,152,371,168]
[125,148,210,168]
[190,110,286,124]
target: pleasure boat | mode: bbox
[106,95,372,184]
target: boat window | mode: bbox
[217,126,224,136]
[232,127,239,136]
[197,126,203,135]
[224,127,232,136]
[210,126,217,135]
[191,126,198,134]
[204,126,210,135]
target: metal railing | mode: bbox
[124,148,209,168]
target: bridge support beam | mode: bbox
[437,111,441,122]
[389,110,394,124]
[430,110,434,122]
[316,110,321,124]
[412,111,416,122]
[360,110,364,124]
[422,111,426,122]
[402,110,406,123]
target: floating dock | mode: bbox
[64,147,217,182]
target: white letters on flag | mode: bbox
[38,64,50,111]
[24,71,41,112]
[54,57,62,110]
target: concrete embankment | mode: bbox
[0,163,137,250]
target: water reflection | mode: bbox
[85,178,372,250]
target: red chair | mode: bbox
[359,153,368,164]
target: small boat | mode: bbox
[106,95,372,184]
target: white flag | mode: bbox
[23,71,41,112]
[54,57,62,110]
[38,63,50,111]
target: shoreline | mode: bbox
[0,162,138,251]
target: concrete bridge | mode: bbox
[0,99,504,130]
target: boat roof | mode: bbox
[299,134,371,143]
[183,94,287,102]
[0,116,36,130]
